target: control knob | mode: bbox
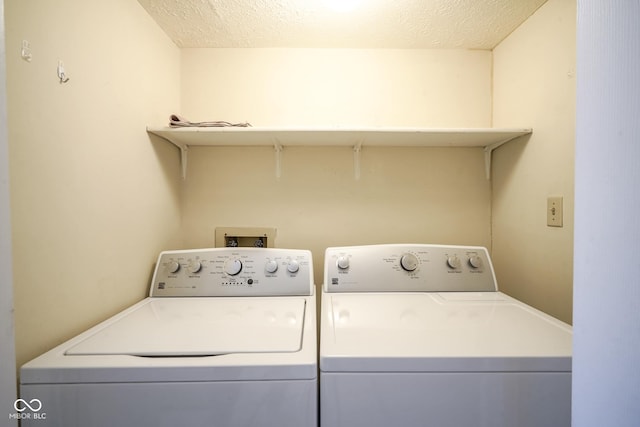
[400,253,419,272]
[265,259,279,274]
[446,256,461,269]
[187,260,202,274]
[166,260,180,274]
[287,259,300,273]
[224,258,243,276]
[336,256,350,270]
[468,255,483,269]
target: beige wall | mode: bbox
[179,49,494,284]
[6,0,183,368]
[492,0,576,324]
[182,146,491,285]
[180,48,492,127]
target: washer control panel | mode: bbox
[324,244,497,293]
[150,248,313,297]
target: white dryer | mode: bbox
[20,247,317,427]
[320,244,571,427]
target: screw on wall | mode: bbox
[57,60,70,84]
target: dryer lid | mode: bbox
[320,292,572,372]
[66,297,306,356]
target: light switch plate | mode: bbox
[547,197,563,227]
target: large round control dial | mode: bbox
[336,256,350,270]
[265,259,278,274]
[468,255,483,269]
[166,260,180,274]
[224,258,243,276]
[287,259,300,273]
[400,253,419,272]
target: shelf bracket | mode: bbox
[274,141,283,179]
[483,136,523,180]
[353,141,363,180]
[179,144,188,180]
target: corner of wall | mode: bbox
[490,0,576,324]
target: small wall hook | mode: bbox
[57,60,70,84]
[21,40,33,62]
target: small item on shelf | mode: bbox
[169,114,252,128]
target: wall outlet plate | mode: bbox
[215,227,277,248]
[547,196,563,227]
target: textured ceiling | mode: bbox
[137,0,548,49]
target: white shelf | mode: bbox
[146,126,532,179]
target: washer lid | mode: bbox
[320,292,572,372]
[66,298,306,356]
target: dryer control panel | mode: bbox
[150,248,314,297]
[324,244,497,292]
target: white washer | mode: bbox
[320,244,572,427]
[20,248,317,427]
